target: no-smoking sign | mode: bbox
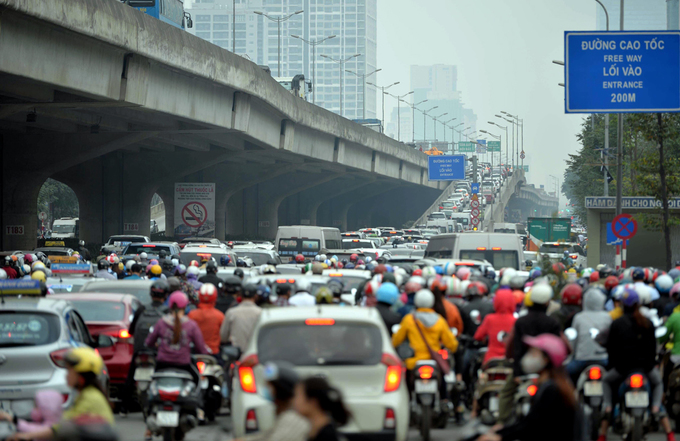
[182,202,208,228]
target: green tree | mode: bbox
[37,179,79,221]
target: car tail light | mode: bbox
[245,409,258,432]
[382,353,404,392]
[239,367,257,393]
[527,384,538,396]
[492,247,502,251]
[417,365,435,380]
[50,348,70,368]
[142,245,156,248]
[488,372,507,381]
[589,367,602,381]
[477,247,487,251]
[159,390,180,402]
[570,254,578,259]
[438,349,449,360]
[118,329,131,339]
[384,408,396,430]
[197,361,206,374]
[630,374,644,388]
[305,318,335,326]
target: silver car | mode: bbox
[0,297,104,418]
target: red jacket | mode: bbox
[474,289,517,364]
[188,303,224,354]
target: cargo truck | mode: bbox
[526,217,571,252]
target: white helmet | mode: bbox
[500,268,517,286]
[530,283,553,305]
[126,260,135,271]
[295,277,311,293]
[0,269,6,279]
[23,264,31,275]
[414,289,435,309]
[187,266,200,277]
[171,258,179,267]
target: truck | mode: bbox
[50,217,79,239]
[526,217,571,252]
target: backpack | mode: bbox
[215,293,236,314]
[133,303,168,353]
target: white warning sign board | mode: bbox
[174,183,215,238]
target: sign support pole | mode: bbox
[615,244,621,270]
[622,240,627,268]
[615,0,624,216]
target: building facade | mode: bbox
[186,0,377,119]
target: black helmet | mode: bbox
[599,265,614,279]
[97,259,110,270]
[150,279,170,298]
[275,283,292,296]
[263,361,299,401]
[162,258,174,270]
[234,268,245,280]
[206,260,218,274]
[224,276,242,294]
[166,276,182,293]
[159,250,168,259]
[242,283,258,298]
[327,279,344,298]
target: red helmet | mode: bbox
[466,281,488,297]
[198,283,218,304]
[350,253,358,263]
[189,260,200,267]
[589,272,600,283]
[295,254,305,263]
[412,269,423,276]
[429,276,447,293]
[457,267,471,281]
[374,264,388,275]
[337,262,344,269]
[552,262,566,274]
[560,284,583,306]
[604,275,619,292]
[645,268,655,283]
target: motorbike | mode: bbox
[194,354,223,422]
[611,372,654,441]
[475,357,513,425]
[576,363,607,440]
[510,374,539,424]
[413,359,446,441]
[133,350,157,415]
[145,367,201,441]
[220,344,242,410]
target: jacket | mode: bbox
[549,304,582,330]
[571,289,611,361]
[461,297,495,336]
[243,409,309,441]
[443,299,464,334]
[199,273,225,291]
[392,308,458,370]
[376,302,401,336]
[662,310,680,355]
[511,306,562,377]
[53,386,114,435]
[605,313,656,375]
[474,289,516,363]
[188,303,225,354]
[95,270,116,280]
[220,301,262,351]
[17,389,62,437]
[145,314,208,365]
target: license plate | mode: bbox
[489,396,499,412]
[584,381,603,396]
[625,391,649,408]
[415,380,437,393]
[156,411,179,427]
[134,367,154,381]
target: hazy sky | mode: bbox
[376,0,604,202]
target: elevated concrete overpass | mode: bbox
[0,0,445,249]
[506,184,560,222]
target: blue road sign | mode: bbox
[428,155,466,181]
[606,222,630,246]
[471,183,480,194]
[565,31,680,113]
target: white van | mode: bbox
[450,212,471,231]
[493,223,518,234]
[424,232,525,270]
[275,226,342,260]
[51,217,79,239]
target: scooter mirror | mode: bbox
[655,327,668,338]
[391,324,401,334]
[564,327,578,341]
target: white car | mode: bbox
[231,306,409,441]
[537,242,588,268]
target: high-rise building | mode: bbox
[186,0,377,119]
[595,0,666,30]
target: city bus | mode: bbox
[122,0,192,30]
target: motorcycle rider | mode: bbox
[220,284,262,352]
[461,281,494,337]
[549,283,583,330]
[274,282,293,307]
[375,282,401,336]
[188,283,225,355]
[598,289,674,441]
[161,258,175,279]
[126,263,144,279]
[95,259,116,280]
[216,276,241,313]
[653,274,675,315]
[566,287,611,383]
[473,288,517,365]
[288,279,316,306]
[498,283,563,425]
[199,261,224,293]
[660,297,680,389]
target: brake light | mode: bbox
[418,365,435,379]
[527,384,538,396]
[570,254,578,259]
[159,390,180,402]
[119,329,131,339]
[305,318,335,326]
[245,409,258,431]
[352,239,359,242]
[588,367,602,380]
[328,273,343,277]
[384,408,396,429]
[276,279,287,283]
[142,245,156,248]
[477,247,487,251]
[492,247,502,251]
[197,361,206,374]
[382,353,404,392]
[239,367,257,393]
[50,348,70,368]
[438,349,449,360]
[630,374,644,388]
[488,372,507,381]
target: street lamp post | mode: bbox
[422,106,439,142]
[488,121,508,169]
[291,34,336,105]
[367,81,399,131]
[320,54,361,117]
[443,118,456,145]
[389,91,413,142]
[502,111,523,169]
[405,98,428,143]
[346,68,381,119]
[432,113,448,141]
[254,10,304,77]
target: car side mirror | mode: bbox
[95,334,115,348]
[396,342,415,361]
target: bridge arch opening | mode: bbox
[150,193,165,237]
[37,178,79,237]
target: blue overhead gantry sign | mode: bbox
[428,155,465,181]
[565,31,680,113]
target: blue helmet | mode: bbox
[668,268,680,282]
[376,282,399,305]
[655,274,674,293]
[434,266,444,275]
[631,267,645,281]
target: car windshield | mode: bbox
[258,322,382,366]
[539,244,572,254]
[342,240,373,249]
[0,312,60,347]
[460,250,519,270]
[69,300,126,322]
[324,275,368,292]
[81,283,151,304]
[278,239,320,257]
[52,225,75,233]
[108,237,142,245]
[494,228,516,234]
[179,251,226,266]
[234,251,278,265]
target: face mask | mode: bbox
[520,353,548,374]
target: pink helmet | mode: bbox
[168,291,189,310]
[523,334,568,368]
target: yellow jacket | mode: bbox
[392,308,458,370]
[609,306,623,320]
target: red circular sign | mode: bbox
[612,213,638,240]
[181,202,208,228]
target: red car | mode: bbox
[49,293,142,399]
